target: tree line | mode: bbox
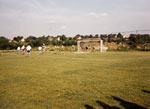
[0,35,77,50]
[0,33,150,50]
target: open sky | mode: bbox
[0,0,150,38]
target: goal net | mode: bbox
[77,39,107,52]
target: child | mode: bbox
[72,45,75,51]
[17,46,21,54]
[61,45,64,55]
[42,43,46,52]
[26,45,32,56]
[38,46,42,55]
[21,45,25,54]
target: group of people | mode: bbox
[85,45,96,52]
[17,44,47,56]
[54,45,64,51]
[17,45,32,56]
[16,44,75,56]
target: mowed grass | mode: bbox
[0,51,150,109]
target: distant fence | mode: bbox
[109,29,150,36]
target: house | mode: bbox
[21,38,25,42]
[55,36,60,41]
[47,36,54,41]
[74,35,82,40]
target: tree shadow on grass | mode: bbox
[84,96,146,109]
[112,96,146,109]
[142,90,150,94]
[96,100,120,109]
[84,105,95,109]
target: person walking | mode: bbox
[26,45,32,56]
[38,46,42,55]
[17,46,21,54]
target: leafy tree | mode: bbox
[95,34,99,38]
[89,34,93,38]
[25,36,37,42]
[57,41,63,46]
[128,34,137,48]
[69,37,73,40]
[108,34,116,42]
[116,33,124,43]
[60,35,67,41]
[100,34,108,42]
[64,40,71,46]
[13,36,23,42]
[64,39,76,46]
[0,36,10,49]
[136,34,150,44]
[9,42,22,49]
[117,33,123,39]
[25,35,51,47]
[51,40,57,46]
[38,36,50,45]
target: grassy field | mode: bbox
[0,51,150,109]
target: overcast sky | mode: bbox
[0,0,150,38]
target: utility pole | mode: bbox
[100,40,103,52]
[136,30,138,34]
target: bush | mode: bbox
[0,37,10,50]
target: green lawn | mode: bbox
[0,51,150,109]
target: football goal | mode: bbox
[77,39,107,52]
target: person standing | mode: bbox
[26,45,32,56]
[21,45,25,54]
[72,45,75,51]
[42,43,46,52]
[61,45,64,55]
[17,46,21,54]
[38,46,42,55]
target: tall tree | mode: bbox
[117,33,123,39]
[60,35,67,41]
[0,36,10,49]
[13,36,23,42]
